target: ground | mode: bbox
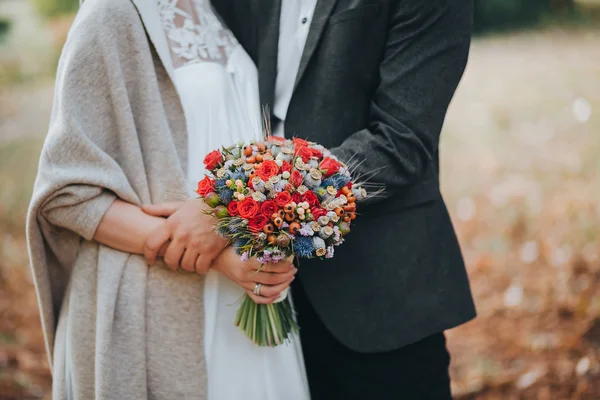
[1,25,599,400]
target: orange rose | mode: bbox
[295,146,313,163]
[292,137,309,148]
[274,192,292,208]
[248,215,269,233]
[319,157,341,177]
[238,198,260,219]
[290,170,303,187]
[203,150,223,170]
[196,176,215,197]
[256,160,279,181]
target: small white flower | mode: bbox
[319,226,334,239]
[269,175,281,184]
[295,158,306,170]
[252,192,266,202]
[318,216,330,226]
[297,185,309,195]
[282,171,291,179]
[309,169,322,180]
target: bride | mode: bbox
[26,0,309,398]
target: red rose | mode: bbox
[292,192,302,204]
[227,201,240,216]
[295,146,313,163]
[290,170,303,187]
[280,161,292,173]
[203,150,223,170]
[256,160,279,181]
[248,215,269,233]
[302,191,319,207]
[310,148,323,159]
[311,207,328,219]
[196,176,215,197]
[292,137,309,148]
[319,157,341,177]
[238,198,260,219]
[275,191,292,207]
[260,200,278,218]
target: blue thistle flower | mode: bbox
[215,178,227,189]
[321,177,335,188]
[218,188,233,205]
[233,238,250,254]
[293,236,315,259]
[231,172,246,182]
[216,225,229,236]
[331,174,351,189]
[322,174,350,190]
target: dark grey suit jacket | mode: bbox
[216,0,477,353]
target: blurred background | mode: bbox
[1,0,599,398]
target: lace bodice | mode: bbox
[157,0,239,68]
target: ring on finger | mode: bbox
[253,283,262,296]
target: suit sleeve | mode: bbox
[330,0,473,201]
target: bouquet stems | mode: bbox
[234,294,298,347]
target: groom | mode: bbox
[151,0,476,398]
[218,1,476,398]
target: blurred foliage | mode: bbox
[0,139,43,233]
[474,0,577,33]
[29,0,78,19]
[0,18,10,42]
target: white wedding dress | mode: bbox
[157,1,310,399]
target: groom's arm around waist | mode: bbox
[330,0,473,203]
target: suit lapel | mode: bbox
[294,0,339,90]
[258,0,282,111]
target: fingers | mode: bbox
[250,269,297,285]
[245,290,282,305]
[258,278,294,298]
[260,261,295,274]
[195,254,211,275]
[242,259,294,274]
[158,242,169,257]
[163,239,186,270]
[142,201,185,217]
[181,248,199,273]
[144,224,172,265]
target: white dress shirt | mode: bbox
[273,0,318,137]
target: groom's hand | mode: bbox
[142,200,228,273]
[212,247,297,304]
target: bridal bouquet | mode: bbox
[197,135,368,346]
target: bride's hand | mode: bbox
[142,199,228,273]
[212,247,297,304]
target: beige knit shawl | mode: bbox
[26,0,209,398]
